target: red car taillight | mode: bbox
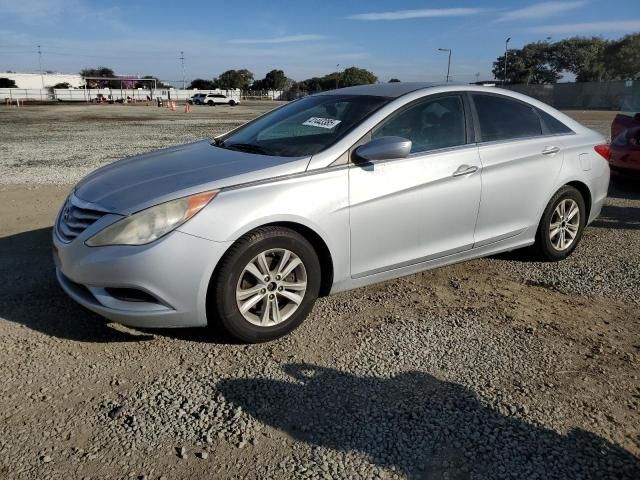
[594,144,612,161]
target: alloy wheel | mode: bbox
[235,248,307,326]
[549,198,580,251]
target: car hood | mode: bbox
[74,140,310,214]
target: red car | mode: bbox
[609,112,640,177]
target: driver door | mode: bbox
[349,94,482,278]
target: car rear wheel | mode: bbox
[209,226,321,343]
[534,185,586,261]
[207,100,214,106]
[229,100,236,106]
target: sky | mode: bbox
[0,0,639,85]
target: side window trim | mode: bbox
[534,107,575,136]
[470,92,545,143]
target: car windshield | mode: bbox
[219,94,390,157]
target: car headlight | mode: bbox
[86,190,218,246]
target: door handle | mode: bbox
[542,145,560,155]
[452,165,478,177]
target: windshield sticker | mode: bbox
[302,117,342,129]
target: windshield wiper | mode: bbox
[223,143,271,155]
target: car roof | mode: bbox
[316,82,452,98]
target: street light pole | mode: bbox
[336,64,340,89]
[37,44,44,88]
[179,51,185,90]
[438,48,451,83]
[504,37,511,85]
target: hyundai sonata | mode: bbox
[53,83,610,342]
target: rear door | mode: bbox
[470,93,565,246]
[349,93,482,278]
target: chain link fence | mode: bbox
[503,80,640,111]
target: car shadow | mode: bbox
[218,363,640,479]
[0,227,233,344]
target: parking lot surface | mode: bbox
[0,104,638,479]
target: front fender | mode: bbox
[178,167,351,288]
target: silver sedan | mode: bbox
[53,83,610,342]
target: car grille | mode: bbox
[56,197,106,242]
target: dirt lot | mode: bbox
[0,104,639,479]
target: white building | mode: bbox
[1,72,84,88]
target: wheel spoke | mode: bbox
[567,203,579,221]
[244,262,264,283]
[280,280,307,291]
[240,293,265,313]
[550,221,562,229]
[271,298,281,323]
[280,257,302,278]
[278,289,303,305]
[236,285,264,301]
[275,250,291,276]
[550,227,561,239]
[560,230,566,249]
[257,253,271,276]
[261,300,271,325]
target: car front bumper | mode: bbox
[53,230,232,328]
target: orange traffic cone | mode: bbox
[184,103,191,113]
[170,101,176,112]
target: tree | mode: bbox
[492,42,560,84]
[80,67,121,88]
[263,69,287,90]
[188,78,215,89]
[298,66,378,92]
[52,82,72,89]
[604,33,640,80]
[388,78,401,83]
[214,69,254,89]
[252,69,290,91]
[0,77,17,88]
[554,37,611,82]
[341,66,377,86]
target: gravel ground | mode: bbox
[0,103,278,185]
[0,105,638,479]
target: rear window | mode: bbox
[535,107,573,135]
[473,94,542,142]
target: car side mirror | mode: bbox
[353,136,412,163]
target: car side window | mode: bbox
[372,95,466,154]
[472,94,542,142]
[534,107,573,135]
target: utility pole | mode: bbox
[179,51,185,90]
[336,64,340,90]
[504,37,511,85]
[37,44,44,88]
[438,48,451,83]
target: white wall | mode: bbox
[0,88,243,102]
[1,73,84,89]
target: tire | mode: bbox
[534,185,586,261]
[207,100,214,106]
[229,100,236,106]
[209,226,321,343]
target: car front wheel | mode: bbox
[207,100,214,106]
[535,185,586,261]
[209,226,321,343]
